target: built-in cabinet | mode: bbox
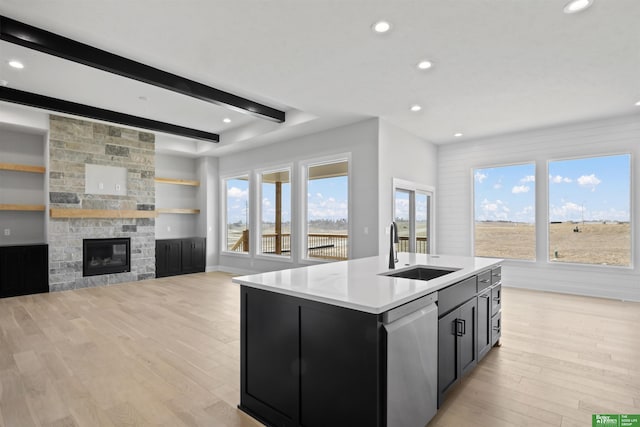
[437,265,502,406]
[155,237,205,277]
[0,244,49,298]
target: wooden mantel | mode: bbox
[50,208,158,219]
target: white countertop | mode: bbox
[232,253,502,314]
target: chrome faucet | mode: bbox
[389,221,399,269]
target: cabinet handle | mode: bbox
[493,273,502,278]
[493,327,501,333]
[480,294,490,299]
[460,319,466,335]
[493,297,501,303]
[479,279,490,284]
[454,319,463,337]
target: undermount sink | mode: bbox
[380,266,460,281]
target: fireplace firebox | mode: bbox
[83,238,131,277]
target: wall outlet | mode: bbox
[99,182,104,189]
[167,226,171,232]
[3,229,10,236]
[115,184,121,191]
[364,226,369,235]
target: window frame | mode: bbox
[299,153,352,263]
[220,172,251,257]
[392,178,435,254]
[546,152,633,269]
[471,161,537,262]
[254,164,294,262]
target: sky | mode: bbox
[226,175,348,225]
[474,154,630,223]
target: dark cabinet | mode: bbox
[477,289,492,361]
[155,238,205,278]
[0,244,49,298]
[181,238,205,274]
[437,298,477,405]
[240,286,382,427]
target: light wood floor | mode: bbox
[0,272,638,426]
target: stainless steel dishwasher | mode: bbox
[383,292,438,427]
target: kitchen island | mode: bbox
[233,253,503,427]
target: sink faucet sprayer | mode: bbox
[389,221,399,269]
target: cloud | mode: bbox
[308,192,348,220]
[512,185,530,194]
[493,180,503,190]
[520,175,535,183]
[477,198,510,221]
[577,174,601,191]
[228,186,248,199]
[550,175,572,184]
[550,202,583,221]
[474,171,487,183]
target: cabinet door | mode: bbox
[155,241,168,277]
[192,238,205,272]
[492,311,502,346]
[491,284,502,316]
[0,246,26,297]
[23,245,48,295]
[477,290,492,361]
[300,304,380,427]
[242,288,299,424]
[166,240,182,275]
[459,298,478,377]
[438,309,459,406]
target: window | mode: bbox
[393,181,433,254]
[548,154,631,266]
[225,175,250,253]
[258,168,291,257]
[305,159,349,260]
[473,163,536,260]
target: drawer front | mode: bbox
[477,270,492,292]
[491,311,502,345]
[438,276,477,316]
[491,284,502,316]
[491,266,502,286]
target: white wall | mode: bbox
[378,120,438,255]
[438,114,640,301]
[155,154,200,239]
[197,156,219,270]
[217,119,379,274]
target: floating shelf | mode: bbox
[0,162,46,174]
[156,208,200,215]
[155,177,200,187]
[0,204,46,212]
[50,208,158,219]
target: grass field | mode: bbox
[475,221,631,266]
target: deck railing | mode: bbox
[230,232,348,260]
[398,236,428,254]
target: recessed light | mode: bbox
[372,21,391,33]
[0,80,8,87]
[8,60,24,69]
[138,96,148,101]
[635,100,640,106]
[454,133,463,137]
[417,60,433,70]
[563,0,593,14]
[223,118,231,123]
[410,105,422,112]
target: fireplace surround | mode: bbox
[83,238,131,277]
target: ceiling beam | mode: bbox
[0,87,220,143]
[0,15,286,123]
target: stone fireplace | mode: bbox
[48,115,156,291]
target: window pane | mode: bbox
[474,164,536,260]
[548,154,630,266]
[415,192,429,254]
[307,160,348,260]
[260,170,291,257]
[395,190,410,252]
[226,176,249,253]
